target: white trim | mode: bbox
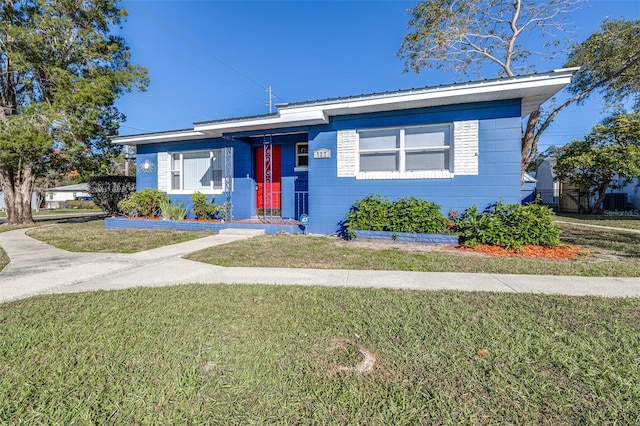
[356,124,452,177]
[453,120,479,175]
[337,130,357,177]
[113,69,578,146]
[356,171,453,180]
[114,130,206,145]
[157,152,170,192]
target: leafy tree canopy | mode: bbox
[0,0,148,224]
[398,1,640,175]
[554,112,640,214]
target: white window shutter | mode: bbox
[157,152,170,191]
[453,120,478,175]
[337,129,357,177]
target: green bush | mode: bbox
[128,189,170,218]
[389,197,450,234]
[191,192,221,220]
[64,200,96,209]
[117,197,138,218]
[158,198,187,221]
[453,202,561,249]
[342,194,449,239]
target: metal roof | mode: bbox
[114,68,578,146]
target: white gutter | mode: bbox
[114,68,578,145]
[193,109,328,136]
[113,130,207,145]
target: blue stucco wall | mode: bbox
[136,138,254,219]
[306,100,522,235]
[132,99,522,235]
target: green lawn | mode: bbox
[186,223,640,277]
[6,218,639,276]
[0,247,8,271]
[26,219,214,253]
[555,213,640,230]
[0,208,102,217]
[1,285,638,424]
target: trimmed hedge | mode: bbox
[64,200,96,209]
[342,195,450,239]
[88,176,136,214]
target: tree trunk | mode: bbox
[0,165,36,225]
[521,107,541,177]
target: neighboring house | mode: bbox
[604,177,640,210]
[536,158,640,213]
[44,183,92,209]
[535,158,560,206]
[521,172,537,204]
[113,69,576,235]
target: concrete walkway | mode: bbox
[555,220,640,234]
[1,228,639,303]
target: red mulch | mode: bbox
[458,244,589,260]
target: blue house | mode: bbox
[113,69,576,235]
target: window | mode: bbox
[169,150,223,192]
[358,124,451,174]
[295,143,308,169]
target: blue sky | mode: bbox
[115,0,640,151]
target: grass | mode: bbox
[0,208,102,217]
[8,216,639,276]
[0,246,7,271]
[555,213,640,230]
[186,223,640,277]
[1,285,639,424]
[25,219,214,253]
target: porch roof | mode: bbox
[113,68,578,146]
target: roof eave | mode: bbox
[112,130,208,146]
[194,109,328,135]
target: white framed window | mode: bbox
[169,149,224,193]
[295,142,309,170]
[357,124,452,177]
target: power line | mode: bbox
[124,27,267,109]
[124,1,283,108]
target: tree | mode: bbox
[399,1,640,175]
[0,0,148,225]
[554,112,640,214]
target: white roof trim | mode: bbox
[114,68,578,146]
[194,109,328,136]
[113,130,207,145]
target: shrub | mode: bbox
[191,192,221,220]
[453,202,561,249]
[88,176,136,214]
[64,200,96,209]
[158,198,187,220]
[343,194,392,238]
[342,194,449,239]
[128,189,170,218]
[117,197,138,218]
[389,197,450,234]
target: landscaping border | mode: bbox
[354,230,459,246]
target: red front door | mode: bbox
[255,145,281,212]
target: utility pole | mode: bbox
[266,86,275,113]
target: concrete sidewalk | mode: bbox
[1,227,639,303]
